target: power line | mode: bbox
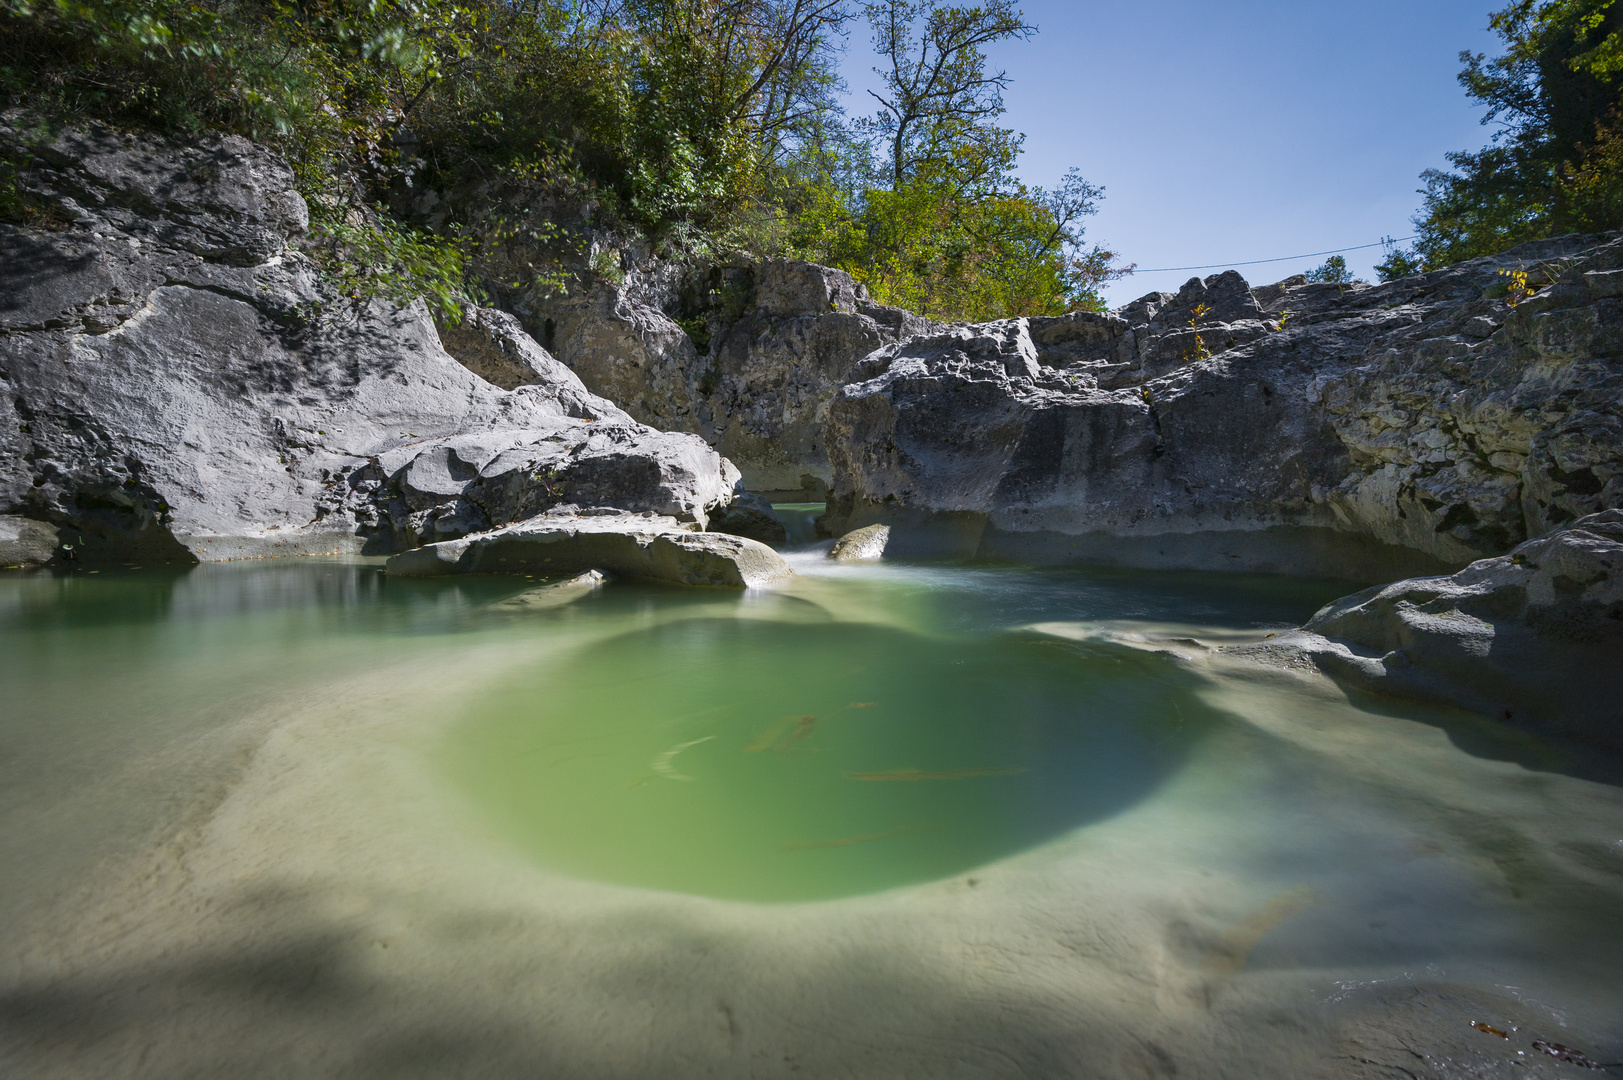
[1132,237,1417,274]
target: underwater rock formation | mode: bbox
[0,119,743,566]
[822,235,1623,580]
[386,506,793,588]
[1238,511,1623,753]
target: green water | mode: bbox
[3,551,1622,1073]
[771,502,824,546]
[448,617,1226,901]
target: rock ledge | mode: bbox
[386,508,793,589]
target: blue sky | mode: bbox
[837,1,1504,304]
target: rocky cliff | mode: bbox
[506,257,936,497]
[822,235,1623,580]
[0,120,742,567]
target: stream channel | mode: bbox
[2,508,1621,1078]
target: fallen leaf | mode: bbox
[1531,1041,1616,1069]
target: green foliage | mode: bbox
[1413,0,1623,267]
[310,210,475,322]
[1305,255,1358,284]
[0,0,1128,323]
[1374,237,1426,281]
[778,1,1128,320]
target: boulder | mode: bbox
[0,118,742,564]
[822,236,1623,580]
[0,516,58,568]
[386,507,794,589]
[828,523,890,561]
[1233,512,1623,752]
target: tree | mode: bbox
[859,0,1034,184]
[779,0,1127,319]
[1412,0,1623,267]
[1374,238,1426,281]
[1305,255,1358,284]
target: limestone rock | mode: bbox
[524,278,702,433]
[435,307,629,419]
[0,118,741,563]
[707,490,787,546]
[0,516,58,568]
[368,423,740,550]
[512,258,937,496]
[1233,512,1623,752]
[823,235,1623,579]
[386,508,794,589]
[828,523,890,561]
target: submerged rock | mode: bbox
[0,118,745,566]
[1235,511,1623,752]
[822,236,1623,579]
[828,523,890,561]
[386,508,793,588]
[489,569,608,611]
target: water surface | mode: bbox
[2,551,1620,1077]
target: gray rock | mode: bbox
[823,235,1623,580]
[707,489,787,546]
[512,258,937,497]
[1232,511,1623,753]
[385,508,794,589]
[434,307,629,419]
[0,119,742,563]
[828,523,890,561]
[0,515,58,568]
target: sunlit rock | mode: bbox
[822,237,1623,580]
[1235,511,1623,752]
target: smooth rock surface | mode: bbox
[386,508,793,588]
[1233,511,1623,752]
[0,119,742,563]
[828,523,890,561]
[823,235,1622,578]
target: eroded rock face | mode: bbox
[823,235,1623,579]
[1235,512,1623,753]
[385,507,793,588]
[512,258,936,496]
[0,119,740,566]
[434,306,628,414]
